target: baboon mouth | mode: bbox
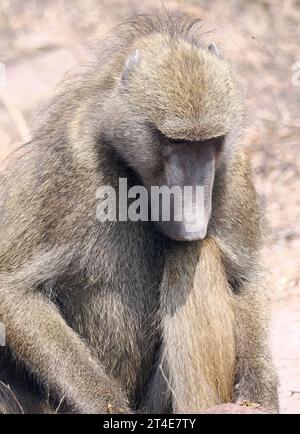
[155,220,209,242]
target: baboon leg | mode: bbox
[139,358,172,414]
[0,382,24,414]
[0,383,52,414]
[0,359,53,414]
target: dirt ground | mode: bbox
[0,0,299,413]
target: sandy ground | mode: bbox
[0,0,299,413]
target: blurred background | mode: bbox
[0,0,299,413]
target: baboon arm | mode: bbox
[0,256,130,414]
[233,284,279,412]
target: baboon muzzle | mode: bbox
[155,140,216,241]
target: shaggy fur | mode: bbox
[0,10,278,413]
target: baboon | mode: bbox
[0,11,278,414]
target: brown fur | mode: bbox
[160,238,236,412]
[0,10,278,413]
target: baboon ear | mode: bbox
[208,43,220,58]
[121,50,141,86]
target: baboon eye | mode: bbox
[212,135,224,143]
[154,128,192,146]
[167,137,192,145]
[211,135,225,151]
[150,124,225,149]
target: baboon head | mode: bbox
[102,33,243,241]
